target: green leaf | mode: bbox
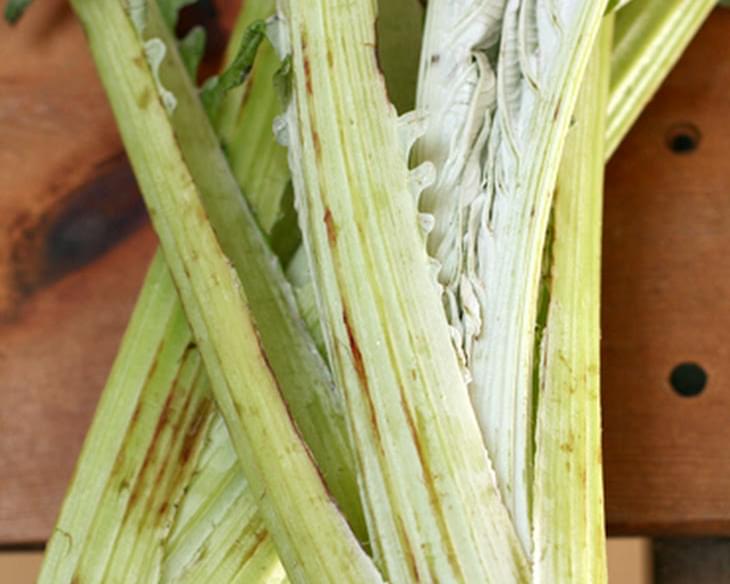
[3,0,32,24]
[178,25,206,79]
[201,19,267,119]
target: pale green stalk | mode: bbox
[52,1,379,582]
[42,1,428,580]
[160,413,286,583]
[606,0,716,157]
[40,4,290,581]
[215,3,291,233]
[38,255,218,583]
[415,0,610,553]
[531,18,613,584]
[278,0,527,581]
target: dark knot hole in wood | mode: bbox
[666,123,702,154]
[6,155,145,321]
[669,362,708,397]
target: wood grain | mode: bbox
[0,0,232,546]
[0,0,144,322]
[602,8,730,535]
[0,0,728,545]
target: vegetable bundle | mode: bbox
[6,0,717,582]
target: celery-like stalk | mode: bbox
[143,0,365,539]
[416,0,610,552]
[39,5,291,581]
[278,0,527,581]
[42,1,430,580]
[605,0,716,157]
[531,18,613,583]
[35,0,710,579]
[51,1,379,582]
[159,413,286,583]
[38,255,212,583]
[215,3,291,233]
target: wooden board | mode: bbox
[0,1,727,545]
[602,7,730,536]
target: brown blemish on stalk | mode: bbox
[553,98,562,121]
[239,528,269,565]
[324,208,336,246]
[397,383,461,578]
[124,387,176,511]
[312,130,322,159]
[327,48,334,69]
[342,307,381,447]
[111,337,167,481]
[146,371,206,526]
[371,16,383,75]
[179,398,213,465]
[396,514,421,582]
[129,401,143,427]
[303,55,313,95]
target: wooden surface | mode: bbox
[0,3,728,545]
[0,2,144,321]
[602,7,730,536]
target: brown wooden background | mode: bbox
[0,2,728,546]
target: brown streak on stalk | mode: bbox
[141,337,165,389]
[238,527,270,566]
[324,208,336,247]
[179,398,213,465]
[553,98,562,121]
[397,384,460,578]
[147,373,202,526]
[396,514,421,582]
[129,402,142,427]
[303,55,313,96]
[312,130,322,159]
[109,337,167,483]
[371,17,383,76]
[125,388,176,511]
[327,48,334,69]
[342,306,381,448]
